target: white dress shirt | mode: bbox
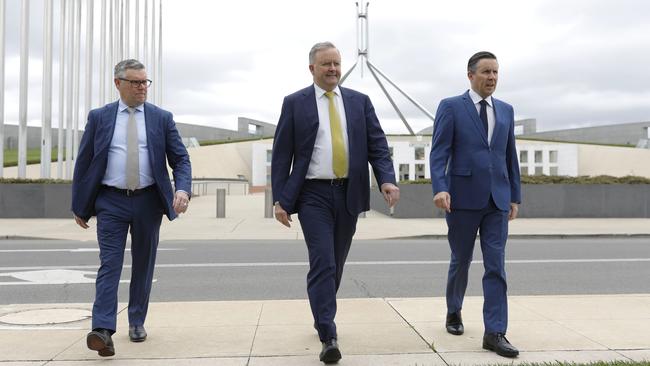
[102,99,155,189]
[469,89,496,144]
[306,84,350,179]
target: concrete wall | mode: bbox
[0,184,72,218]
[370,184,650,218]
[2,124,64,150]
[577,144,650,177]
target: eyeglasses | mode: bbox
[118,78,153,88]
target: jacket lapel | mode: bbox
[143,103,157,167]
[462,91,489,146]
[340,87,355,146]
[491,99,503,148]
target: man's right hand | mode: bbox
[274,202,292,228]
[73,214,89,229]
[433,191,451,213]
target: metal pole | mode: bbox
[41,0,54,178]
[118,0,123,62]
[72,0,81,162]
[99,0,106,105]
[157,0,162,106]
[366,63,415,135]
[0,0,5,177]
[65,0,74,178]
[57,0,66,178]
[135,0,139,60]
[124,0,129,57]
[150,0,155,103]
[112,0,119,100]
[18,0,30,178]
[84,0,94,146]
[143,0,148,67]
[367,60,435,121]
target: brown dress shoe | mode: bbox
[87,328,115,357]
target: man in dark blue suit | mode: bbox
[272,42,399,364]
[429,51,521,358]
[72,59,191,357]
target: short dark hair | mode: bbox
[467,51,497,73]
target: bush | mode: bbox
[401,175,650,185]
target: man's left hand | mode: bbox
[509,203,519,221]
[173,191,190,214]
[381,183,400,208]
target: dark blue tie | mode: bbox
[479,99,489,137]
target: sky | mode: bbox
[2,0,650,134]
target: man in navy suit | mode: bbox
[272,42,399,364]
[72,59,191,357]
[429,51,521,358]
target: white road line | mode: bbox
[0,258,649,272]
[0,248,182,253]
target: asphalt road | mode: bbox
[0,238,649,304]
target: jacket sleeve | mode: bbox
[164,111,192,195]
[505,105,522,204]
[71,111,97,220]
[429,100,454,196]
[364,95,396,188]
[271,96,295,208]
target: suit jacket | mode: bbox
[72,101,192,221]
[429,90,521,211]
[272,85,396,216]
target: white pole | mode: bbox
[150,0,155,103]
[57,0,66,178]
[18,0,30,178]
[72,0,81,164]
[108,0,114,100]
[143,0,148,67]
[135,0,139,60]
[0,0,5,178]
[65,0,74,179]
[84,0,94,150]
[41,0,53,178]
[118,0,123,62]
[99,0,106,105]
[157,0,162,106]
[124,0,129,57]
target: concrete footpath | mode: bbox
[1,194,649,365]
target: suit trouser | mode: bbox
[445,196,509,334]
[91,187,163,332]
[297,180,358,342]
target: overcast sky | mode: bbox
[3,0,650,134]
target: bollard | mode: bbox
[216,188,226,218]
[264,187,274,218]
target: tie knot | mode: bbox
[325,91,335,99]
[479,99,488,107]
[127,107,136,115]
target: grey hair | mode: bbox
[309,42,338,64]
[114,59,145,78]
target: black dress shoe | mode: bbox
[129,325,147,342]
[483,333,519,358]
[445,311,464,335]
[319,338,342,364]
[87,328,115,357]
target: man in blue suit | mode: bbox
[72,59,191,357]
[272,42,400,364]
[429,51,521,358]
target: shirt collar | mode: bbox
[468,89,493,108]
[118,99,144,113]
[314,84,341,99]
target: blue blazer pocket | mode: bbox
[450,169,472,176]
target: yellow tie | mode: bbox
[325,91,348,178]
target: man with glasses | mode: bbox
[72,59,191,357]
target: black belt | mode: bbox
[307,178,348,186]
[102,185,155,197]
